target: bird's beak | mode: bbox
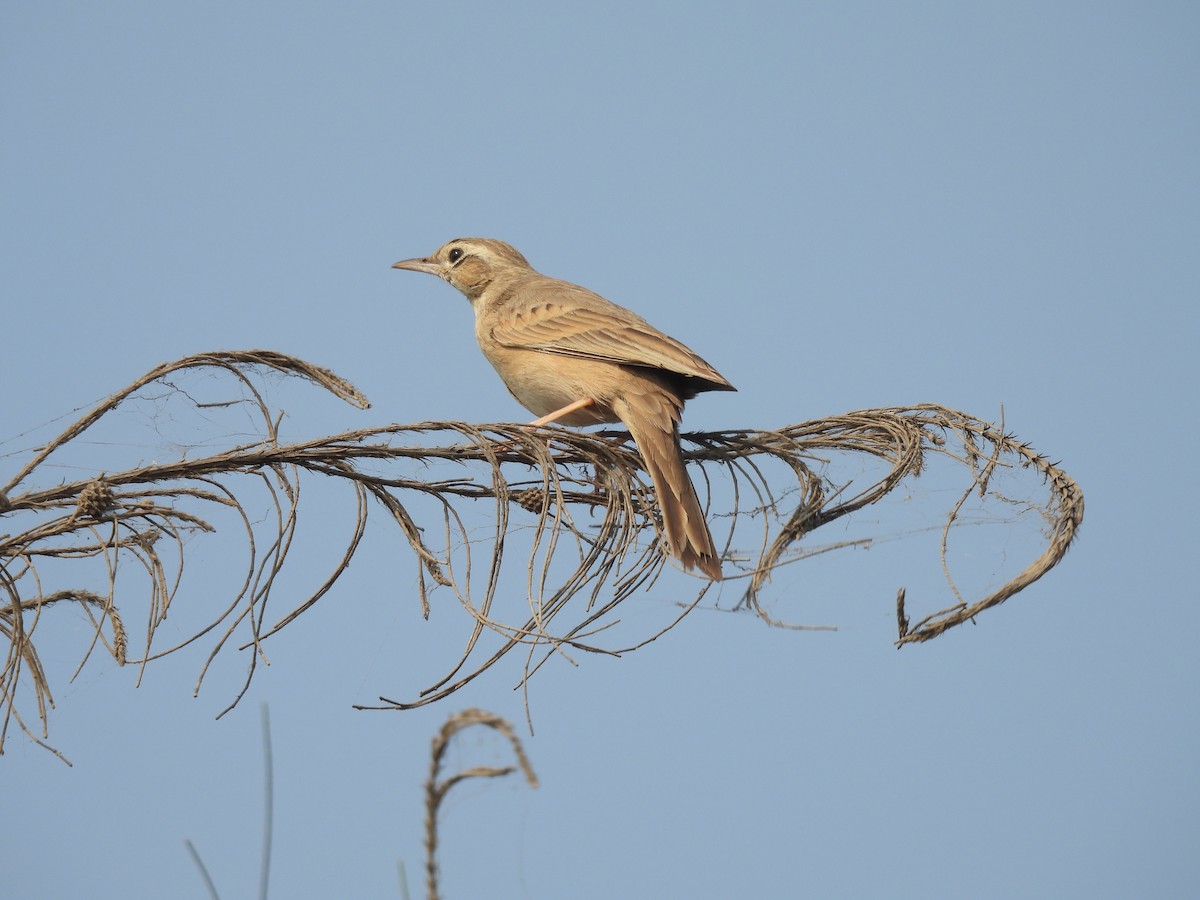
[391,257,444,278]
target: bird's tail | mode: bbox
[613,392,722,580]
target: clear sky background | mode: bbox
[2,3,1196,898]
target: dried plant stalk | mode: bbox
[423,708,538,900]
[0,352,1083,761]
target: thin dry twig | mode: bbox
[423,708,538,900]
[0,352,1084,760]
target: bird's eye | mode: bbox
[448,248,464,263]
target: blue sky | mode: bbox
[2,3,1197,898]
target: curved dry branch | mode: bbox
[0,352,1084,760]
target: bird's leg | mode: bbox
[529,397,594,427]
[491,397,597,457]
[526,398,614,504]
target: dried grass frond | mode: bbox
[0,351,1083,761]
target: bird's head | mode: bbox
[392,238,533,300]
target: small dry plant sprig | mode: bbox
[0,351,1083,761]
[423,708,538,900]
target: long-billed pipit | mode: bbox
[393,238,735,580]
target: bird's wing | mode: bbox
[490,301,735,391]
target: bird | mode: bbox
[392,238,735,580]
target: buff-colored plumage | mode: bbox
[393,238,735,579]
